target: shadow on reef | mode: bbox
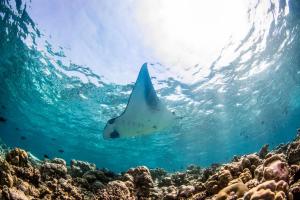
[1,130,300,199]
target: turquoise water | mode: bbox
[0,0,300,172]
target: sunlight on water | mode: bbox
[136,0,249,75]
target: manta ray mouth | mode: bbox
[110,130,120,138]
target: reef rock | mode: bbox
[178,185,195,198]
[263,154,289,182]
[161,185,178,199]
[150,168,167,183]
[186,164,202,180]
[14,166,41,187]
[205,169,233,195]
[290,180,300,200]
[6,187,29,200]
[69,159,96,177]
[287,140,300,164]
[244,180,291,200]
[127,166,154,199]
[40,158,67,179]
[82,169,111,185]
[238,168,252,183]
[223,161,242,178]
[6,148,28,167]
[171,172,189,186]
[159,176,173,187]
[215,182,248,200]
[99,180,134,200]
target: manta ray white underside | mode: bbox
[103,63,175,139]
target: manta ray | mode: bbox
[103,63,175,139]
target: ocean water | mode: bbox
[0,0,300,172]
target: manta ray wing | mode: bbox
[103,63,174,139]
[126,63,160,113]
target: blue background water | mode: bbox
[0,0,300,172]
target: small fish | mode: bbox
[103,63,175,139]
[15,128,20,131]
[282,107,288,115]
[20,136,26,140]
[239,130,246,136]
[261,121,265,125]
[0,116,7,122]
[58,149,64,153]
[44,154,49,159]
[1,105,5,109]
[51,138,57,141]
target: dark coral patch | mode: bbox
[291,169,300,184]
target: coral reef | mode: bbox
[1,129,300,199]
[244,180,292,200]
[262,154,289,182]
[215,182,248,200]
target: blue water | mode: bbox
[0,0,300,172]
